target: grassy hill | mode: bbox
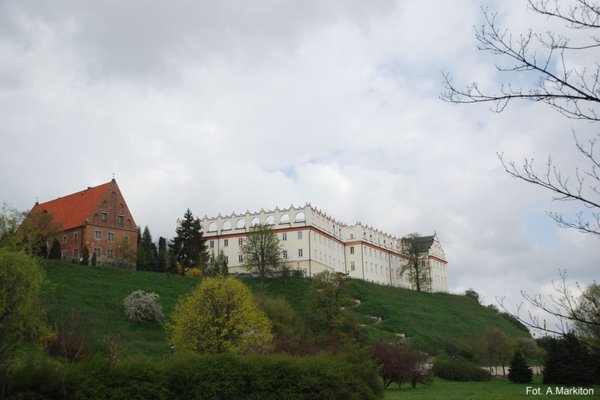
[41,260,529,358]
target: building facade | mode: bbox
[29,179,138,266]
[201,204,448,292]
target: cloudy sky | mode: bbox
[1,0,597,331]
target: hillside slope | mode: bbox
[41,261,529,358]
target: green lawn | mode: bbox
[384,378,600,399]
[41,260,531,358]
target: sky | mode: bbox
[1,0,597,334]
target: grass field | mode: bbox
[384,377,600,399]
[41,260,530,358]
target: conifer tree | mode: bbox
[157,236,168,272]
[48,238,62,260]
[136,226,158,271]
[80,246,89,266]
[508,350,533,383]
[169,209,208,273]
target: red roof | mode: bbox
[32,181,113,231]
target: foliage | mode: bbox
[255,294,312,354]
[508,350,533,384]
[432,358,492,382]
[399,233,431,292]
[137,226,158,271]
[543,333,596,386]
[186,267,202,277]
[6,353,384,400]
[15,208,62,257]
[464,289,480,303]
[0,248,51,364]
[123,290,164,323]
[207,249,228,277]
[80,246,89,266]
[168,276,273,354]
[169,208,208,273]
[157,236,168,272]
[475,327,513,375]
[241,224,284,280]
[514,337,545,365]
[442,1,600,235]
[0,203,26,250]
[572,283,600,347]
[305,271,346,335]
[47,309,93,362]
[91,251,97,266]
[48,238,62,260]
[370,340,432,389]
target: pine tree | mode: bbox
[81,246,89,266]
[157,236,168,272]
[169,209,208,273]
[543,333,594,386]
[136,226,158,271]
[508,350,533,383]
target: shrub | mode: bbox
[123,290,163,323]
[186,267,202,277]
[433,358,492,381]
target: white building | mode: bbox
[201,204,448,292]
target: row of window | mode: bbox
[207,212,306,232]
[208,231,305,249]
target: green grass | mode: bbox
[41,260,530,358]
[384,377,600,399]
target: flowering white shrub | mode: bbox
[123,290,163,323]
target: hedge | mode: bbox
[6,353,384,400]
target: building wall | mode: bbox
[201,204,448,292]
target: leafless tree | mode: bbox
[442,0,600,236]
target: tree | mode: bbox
[543,333,595,386]
[169,209,208,273]
[240,224,284,280]
[136,226,158,271]
[207,249,228,277]
[465,288,481,303]
[500,270,600,350]
[15,209,61,257]
[48,238,62,260]
[157,236,168,272]
[475,327,513,376]
[0,203,26,250]
[370,341,432,389]
[399,233,432,292]
[305,271,348,337]
[442,0,600,236]
[0,248,51,365]
[168,276,273,354]
[508,350,533,383]
[80,246,89,266]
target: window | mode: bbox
[124,236,129,243]
[351,261,355,271]
[297,231,303,239]
[107,249,114,258]
[239,254,243,263]
[94,230,102,240]
[73,249,79,258]
[224,256,229,264]
[94,247,101,256]
[101,212,107,223]
[298,249,303,257]
[282,232,287,241]
[61,250,67,259]
[239,237,243,245]
[283,250,288,259]
[73,232,78,241]
[63,235,67,244]
[117,215,124,226]
[108,232,115,242]
[350,246,355,254]
[209,241,214,249]
[224,239,229,247]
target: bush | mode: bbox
[123,290,163,323]
[433,358,492,381]
[508,350,533,383]
[186,267,202,277]
[7,353,384,400]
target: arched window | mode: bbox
[280,213,290,223]
[236,219,245,229]
[295,212,305,222]
[250,217,260,227]
[265,215,275,225]
[208,222,218,232]
[222,221,232,230]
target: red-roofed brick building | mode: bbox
[30,179,138,265]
